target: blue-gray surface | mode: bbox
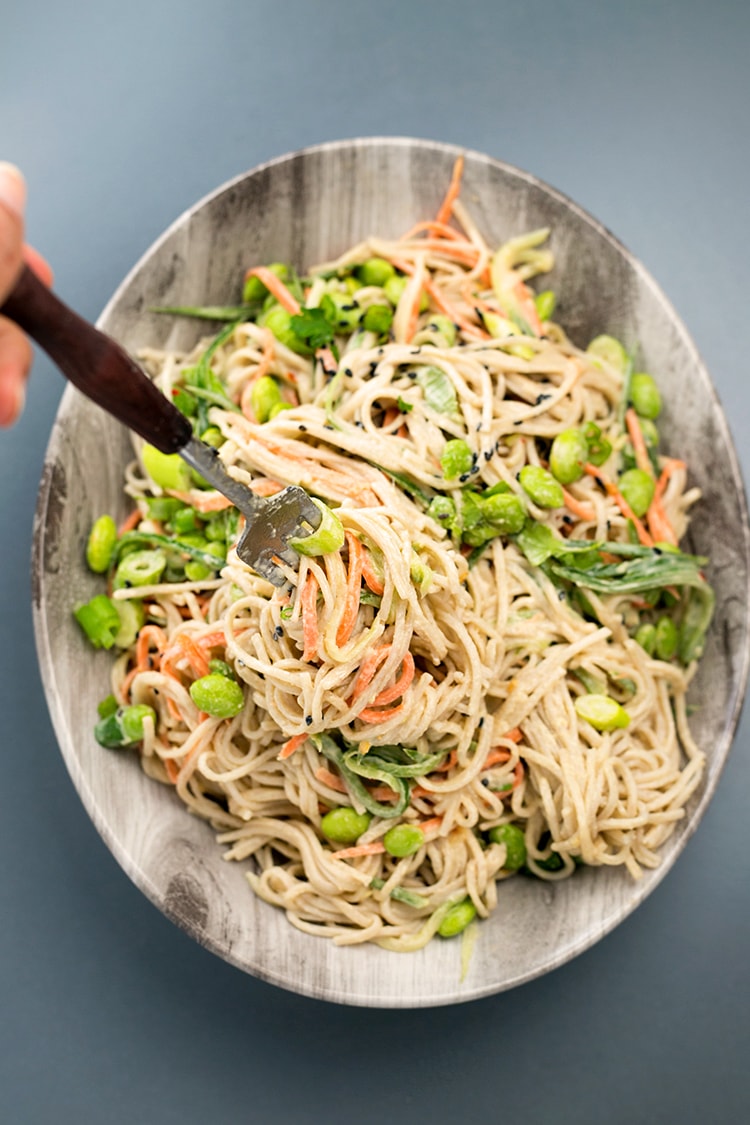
[2,1,748,1121]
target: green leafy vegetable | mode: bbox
[416,366,458,415]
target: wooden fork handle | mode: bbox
[1,264,192,453]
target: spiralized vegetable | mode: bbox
[104,164,711,949]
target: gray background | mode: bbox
[2,1,748,1122]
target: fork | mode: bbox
[1,264,321,585]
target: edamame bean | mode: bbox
[141,443,192,492]
[441,438,473,479]
[326,290,363,332]
[269,401,293,418]
[639,418,659,448]
[184,561,213,582]
[86,514,118,573]
[549,429,588,484]
[629,372,661,419]
[189,673,245,718]
[519,464,564,509]
[362,304,394,334]
[574,694,630,731]
[437,898,477,938]
[534,289,556,321]
[356,258,396,287]
[120,704,156,742]
[481,492,526,534]
[383,824,424,857]
[320,807,371,844]
[654,615,678,660]
[635,622,657,655]
[586,334,628,372]
[618,468,655,518]
[200,426,224,448]
[250,375,283,423]
[488,823,527,870]
[262,305,303,352]
[208,659,236,680]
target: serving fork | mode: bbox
[2,264,321,584]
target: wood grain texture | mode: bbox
[31,139,750,1007]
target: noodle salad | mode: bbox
[74,159,714,950]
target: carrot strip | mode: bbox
[561,487,596,522]
[388,254,487,339]
[164,758,180,785]
[336,531,364,646]
[172,633,210,679]
[357,700,406,724]
[371,652,415,707]
[584,462,654,546]
[400,219,466,242]
[482,748,512,769]
[350,645,390,702]
[361,550,385,596]
[502,727,523,743]
[278,733,309,760]
[118,508,142,536]
[625,408,653,476]
[169,490,234,513]
[435,154,464,225]
[419,816,444,837]
[431,749,458,774]
[332,841,386,859]
[244,267,301,316]
[512,278,544,337]
[135,624,167,668]
[249,477,285,497]
[315,767,348,793]
[300,571,320,662]
[653,458,686,503]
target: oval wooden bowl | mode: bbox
[32,138,750,1006]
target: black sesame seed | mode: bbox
[558,589,566,601]
[478,716,484,728]
[298,424,307,432]
[459,472,470,483]
[535,393,552,405]
[484,450,492,461]
[305,715,313,726]
[273,625,283,640]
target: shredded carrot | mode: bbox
[361,550,385,596]
[169,490,234,513]
[315,767,348,793]
[419,816,444,837]
[171,633,210,679]
[300,571,320,662]
[316,345,338,376]
[370,652,415,707]
[435,154,464,225]
[332,841,386,860]
[400,219,466,242]
[431,749,458,774]
[244,266,301,316]
[135,624,167,669]
[501,727,523,743]
[278,733,309,760]
[357,700,406,724]
[350,645,390,702]
[388,254,487,339]
[197,630,227,650]
[118,508,142,536]
[164,758,180,785]
[482,748,512,769]
[584,462,654,546]
[625,408,653,476]
[336,531,364,646]
[561,487,596,522]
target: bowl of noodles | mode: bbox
[33,138,750,1006]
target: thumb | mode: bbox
[0,163,26,302]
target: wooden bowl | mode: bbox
[32,138,750,1006]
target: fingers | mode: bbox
[0,317,33,425]
[0,162,41,427]
[0,162,25,302]
[23,243,54,287]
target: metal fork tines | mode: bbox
[179,437,321,585]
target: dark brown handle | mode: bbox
[1,264,192,453]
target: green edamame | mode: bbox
[549,429,589,484]
[519,464,564,509]
[629,372,661,420]
[86,515,118,573]
[437,898,477,938]
[320,807,371,844]
[383,823,424,857]
[189,673,244,718]
[618,468,655,518]
[488,823,527,870]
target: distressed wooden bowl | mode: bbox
[32,138,750,1006]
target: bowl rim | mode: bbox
[32,136,750,1006]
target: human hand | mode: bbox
[0,163,53,426]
